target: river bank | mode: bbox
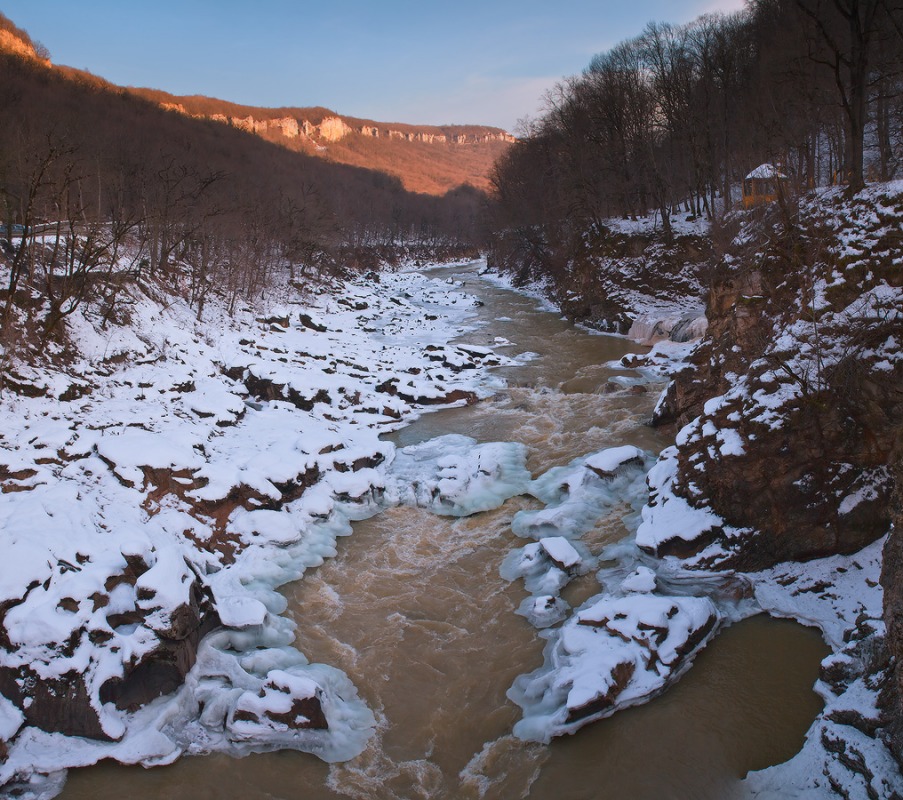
[0,260,523,795]
[2,256,897,798]
[483,183,903,798]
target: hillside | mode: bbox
[0,17,513,198]
[0,23,488,342]
[128,89,514,195]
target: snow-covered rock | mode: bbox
[509,593,719,742]
[512,446,651,541]
[0,261,520,790]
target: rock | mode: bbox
[256,315,290,328]
[332,452,386,473]
[298,313,327,332]
[228,670,328,739]
[99,598,219,713]
[584,446,645,479]
[0,666,113,741]
[511,593,720,738]
[539,537,582,571]
[0,563,218,738]
[374,378,477,406]
[226,366,331,411]
[648,192,903,571]
[521,594,570,628]
[317,116,351,142]
[566,661,636,723]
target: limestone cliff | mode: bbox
[144,92,514,194]
[158,103,515,149]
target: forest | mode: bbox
[0,16,486,342]
[488,0,903,284]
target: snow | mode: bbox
[583,445,645,477]
[745,163,788,180]
[0,696,24,742]
[512,447,651,541]
[214,595,269,629]
[228,670,323,738]
[509,593,719,742]
[518,595,570,629]
[500,541,582,597]
[0,259,525,790]
[747,538,884,650]
[635,446,730,551]
[539,537,581,570]
[620,565,657,593]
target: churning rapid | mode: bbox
[59,262,827,800]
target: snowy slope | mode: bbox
[0,260,526,792]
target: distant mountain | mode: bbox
[0,16,513,197]
[0,11,489,282]
[128,89,515,195]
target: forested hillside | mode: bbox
[488,0,903,292]
[0,16,487,354]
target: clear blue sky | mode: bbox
[2,0,746,130]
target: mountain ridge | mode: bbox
[131,88,514,195]
[0,16,512,196]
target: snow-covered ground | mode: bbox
[2,242,899,798]
[0,261,533,794]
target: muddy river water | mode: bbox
[61,263,828,799]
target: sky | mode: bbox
[2,1,746,131]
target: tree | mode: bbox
[793,0,901,191]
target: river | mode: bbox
[60,261,828,799]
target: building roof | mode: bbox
[745,163,788,180]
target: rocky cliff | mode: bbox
[488,213,712,337]
[158,100,515,149]
[143,92,514,195]
[641,184,903,780]
[649,186,903,571]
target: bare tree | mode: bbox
[793,0,899,191]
